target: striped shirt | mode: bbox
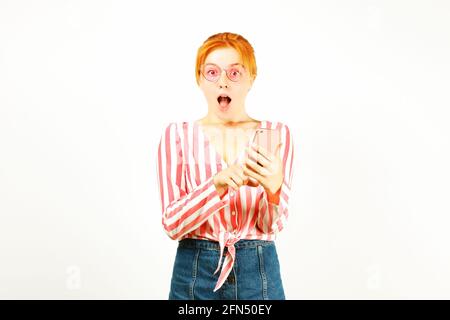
[156,120,294,292]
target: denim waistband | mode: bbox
[178,238,275,250]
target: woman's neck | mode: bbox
[198,113,257,127]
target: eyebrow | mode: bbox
[204,62,243,67]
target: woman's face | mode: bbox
[199,47,254,119]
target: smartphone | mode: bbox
[243,128,282,186]
[252,128,282,157]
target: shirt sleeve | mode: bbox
[156,122,228,240]
[257,123,295,235]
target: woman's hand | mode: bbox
[213,163,253,197]
[243,142,284,202]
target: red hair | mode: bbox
[195,32,257,86]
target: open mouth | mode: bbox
[217,95,232,108]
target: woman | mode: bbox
[156,32,294,300]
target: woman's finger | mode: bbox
[251,142,282,162]
[245,157,270,176]
[229,172,244,185]
[227,177,239,190]
[245,177,260,187]
[250,143,273,162]
[245,147,270,168]
[232,165,248,182]
[243,164,264,182]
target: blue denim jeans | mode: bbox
[168,238,286,300]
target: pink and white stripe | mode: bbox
[157,120,294,292]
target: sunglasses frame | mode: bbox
[200,63,247,82]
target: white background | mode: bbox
[1,0,449,299]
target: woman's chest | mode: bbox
[201,125,256,166]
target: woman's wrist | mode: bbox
[265,187,281,205]
[213,175,227,198]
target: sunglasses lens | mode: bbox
[227,66,244,81]
[203,64,220,81]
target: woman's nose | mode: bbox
[217,70,229,87]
